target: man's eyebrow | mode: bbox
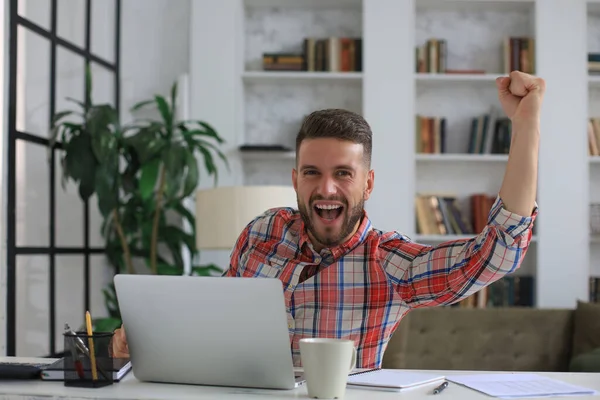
[299,164,356,171]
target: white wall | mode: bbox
[11,0,191,357]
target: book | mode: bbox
[347,369,445,390]
[40,357,132,382]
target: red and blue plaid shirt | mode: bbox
[223,195,537,369]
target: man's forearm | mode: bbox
[498,123,539,217]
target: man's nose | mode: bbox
[318,177,337,196]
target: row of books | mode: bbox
[262,37,363,72]
[452,275,600,308]
[587,118,600,156]
[452,276,535,308]
[589,53,600,75]
[415,109,512,155]
[590,277,600,303]
[415,193,495,235]
[415,36,535,74]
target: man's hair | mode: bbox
[295,108,372,167]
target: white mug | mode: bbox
[299,338,357,399]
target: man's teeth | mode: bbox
[315,204,341,210]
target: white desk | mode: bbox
[1,357,599,400]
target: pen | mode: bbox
[433,381,448,394]
[85,311,99,381]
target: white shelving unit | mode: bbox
[188,0,594,309]
[589,0,600,298]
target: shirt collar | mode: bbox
[297,210,372,260]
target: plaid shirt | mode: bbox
[223,195,537,369]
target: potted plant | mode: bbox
[51,68,228,332]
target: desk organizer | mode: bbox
[63,331,114,388]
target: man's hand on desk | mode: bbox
[112,324,130,358]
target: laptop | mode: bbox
[113,274,305,390]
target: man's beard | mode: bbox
[297,194,365,248]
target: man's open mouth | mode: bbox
[314,204,344,221]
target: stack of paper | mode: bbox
[447,373,598,398]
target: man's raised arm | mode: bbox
[497,71,545,217]
[384,71,544,308]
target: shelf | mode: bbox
[415,73,501,83]
[243,71,363,83]
[415,0,534,12]
[415,234,538,242]
[591,156,600,164]
[416,154,509,162]
[239,150,295,161]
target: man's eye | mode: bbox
[337,171,350,176]
[304,170,317,175]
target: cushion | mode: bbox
[571,301,600,358]
[569,347,600,372]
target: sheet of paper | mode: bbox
[447,373,598,398]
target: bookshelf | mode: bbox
[589,0,600,303]
[189,0,594,309]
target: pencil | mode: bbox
[85,311,98,381]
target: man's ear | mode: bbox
[292,168,298,192]
[364,169,374,200]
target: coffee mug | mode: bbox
[299,338,357,399]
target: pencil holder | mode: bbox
[63,331,115,388]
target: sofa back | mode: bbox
[382,307,574,372]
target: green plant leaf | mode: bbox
[194,137,229,171]
[93,317,122,333]
[170,82,177,124]
[169,201,195,229]
[161,225,196,255]
[154,95,172,131]
[181,152,198,198]
[130,99,155,111]
[182,121,225,144]
[139,158,161,201]
[156,262,184,276]
[94,157,119,217]
[197,146,218,185]
[124,128,167,163]
[191,264,223,276]
[162,144,187,200]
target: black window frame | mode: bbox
[6,0,121,357]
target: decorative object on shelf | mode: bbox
[195,185,297,250]
[50,66,228,331]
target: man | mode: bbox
[112,71,543,369]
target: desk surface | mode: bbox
[1,357,599,400]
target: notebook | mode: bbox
[40,357,132,382]
[347,369,445,390]
[447,373,598,398]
